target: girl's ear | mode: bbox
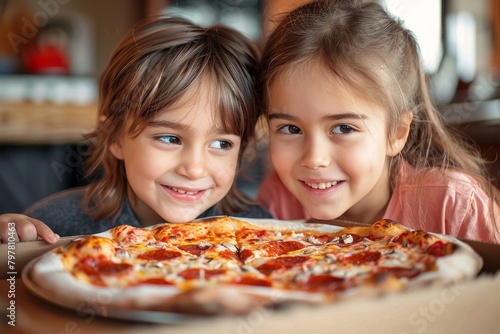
[109,140,125,160]
[387,112,413,157]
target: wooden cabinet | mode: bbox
[0,101,97,145]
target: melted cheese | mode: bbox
[61,236,116,269]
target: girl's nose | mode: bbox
[175,149,208,180]
[300,139,332,170]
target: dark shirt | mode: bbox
[24,186,272,236]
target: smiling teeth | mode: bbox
[305,181,338,189]
[169,187,198,195]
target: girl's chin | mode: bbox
[162,214,200,224]
[306,209,343,222]
[310,215,339,222]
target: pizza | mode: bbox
[26,217,482,316]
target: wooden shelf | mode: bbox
[0,101,98,145]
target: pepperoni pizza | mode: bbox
[27,217,482,315]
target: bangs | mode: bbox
[210,72,247,138]
[125,70,248,139]
[122,54,251,141]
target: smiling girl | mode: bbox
[0,16,271,243]
[257,0,500,243]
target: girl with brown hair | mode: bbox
[257,0,500,243]
[1,16,271,243]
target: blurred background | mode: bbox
[0,0,499,214]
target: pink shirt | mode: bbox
[257,162,500,244]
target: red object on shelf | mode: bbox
[24,44,69,75]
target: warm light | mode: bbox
[383,0,443,74]
[449,11,477,82]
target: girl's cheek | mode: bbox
[213,165,237,186]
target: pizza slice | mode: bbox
[152,216,241,264]
[119,220,246,289]
[233,220,338,263]
[59,226,199,287]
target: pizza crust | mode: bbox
[29,252,178,309]
[408,234,483,288]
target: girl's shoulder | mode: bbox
[398,161,482,193]
[23,186,87,215]
[23,186,140,236]
[392,161,500,243]
[233,202,274,219]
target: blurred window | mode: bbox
[383,0,443,74]
[162,0,263,41]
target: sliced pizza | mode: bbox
[26,217,483,316]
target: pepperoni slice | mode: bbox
[220,249,241,263]
[342,251,381,265]
[257,256,309,275]
[236,228,267,241]
[427,241,454,257]
[239,249,254,262]
[233,276,272,287]
[263,240,305,256]
[335,234,364,247]
[311,234,333,244]
[177,244,204,257]
[79,257,133,276]
[136,278,174,285]
[303,274,345,291]
[178,268,226,280]
[257,261,284,276]
[392,232,413,247]
[137,249,182,261]
[273,256,310,267]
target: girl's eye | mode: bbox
[278,125,302,135]
[158,135,181,145]
[210,140,233,150]
[332,125,355,134]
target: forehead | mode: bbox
[269,63,387,120]
[127,74,229,134]
[163,77,220,122]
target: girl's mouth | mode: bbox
[167,186,201,195]
[303,181,339,189]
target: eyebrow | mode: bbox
[268,112,368,122]
[148,120,188,130]
[148,120,235,136]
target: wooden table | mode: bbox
[2,274,500,334]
